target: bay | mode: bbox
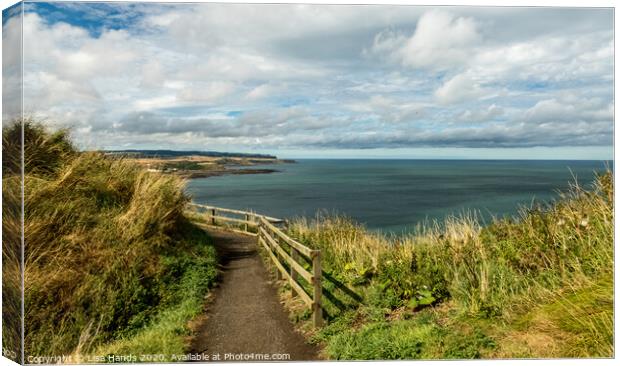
[186,159,610,234]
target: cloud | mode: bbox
[177,82,237,103]
[6,3,613,156]
[524,96,613,124]
[456,104,504,123]
[22,13,137,82]
[113,107,337,139]
[349,95,427,123]
[2,4,23,122]
[366,10,481,70]
[19,11,143,131]
[140,61,166,89]
[289,119,612,149]
[435,73,485,104]
[245,83,287,100]
[470,32,613,84]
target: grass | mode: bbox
[2,119,218,360]
[320,309,497,360]
[4,119,613,360]
[285,170,613,359]
[90,225,217,361]
[2,129,22,362]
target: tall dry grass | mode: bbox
[3,120,216,358]
[1,179,22,359]
[289,171,613,357]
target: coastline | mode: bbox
[111,150,295,179]
[179,167,280,179]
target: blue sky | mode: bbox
[2,2,614,159]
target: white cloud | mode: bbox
[23,13,136,82]
[132,95,178,111]
[2,10,23,122]
[5,3,613,155]
[524,96,613,124]
[366,10,481,70]
[140,60,166,89]
[470,32,613,83]
[245,83,287,100]
[346,95,427,124]
[19,12,145,131]
[434,73,484,104]
[177,81,237,103]
[457,104,504,123]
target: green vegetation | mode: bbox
[2,120,217,360]
[163,161,205,171]
[286,171,613,359]
[3,119,613,360]
[91,224,217,360]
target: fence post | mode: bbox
[210,208,216,225]
[244,214,249,232]
[275,236,283,281]
[312,251,323,327]
[290,248,298,297]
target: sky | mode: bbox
[1,1,615,159]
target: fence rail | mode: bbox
[188,202,323,327]
[189,203,284,234]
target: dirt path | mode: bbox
[189,228,319,361]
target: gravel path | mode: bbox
[189,228,319,361]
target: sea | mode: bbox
[186,159,611,235]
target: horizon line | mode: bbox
[95,148,614,161]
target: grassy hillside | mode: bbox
[2,120,218,360]
[3,119,613,360]
[285,171,613,359]
[2,119,24,362]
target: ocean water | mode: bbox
[186,160,610,234]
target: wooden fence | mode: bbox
[188,203,323,327]
[188,203,284,233]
